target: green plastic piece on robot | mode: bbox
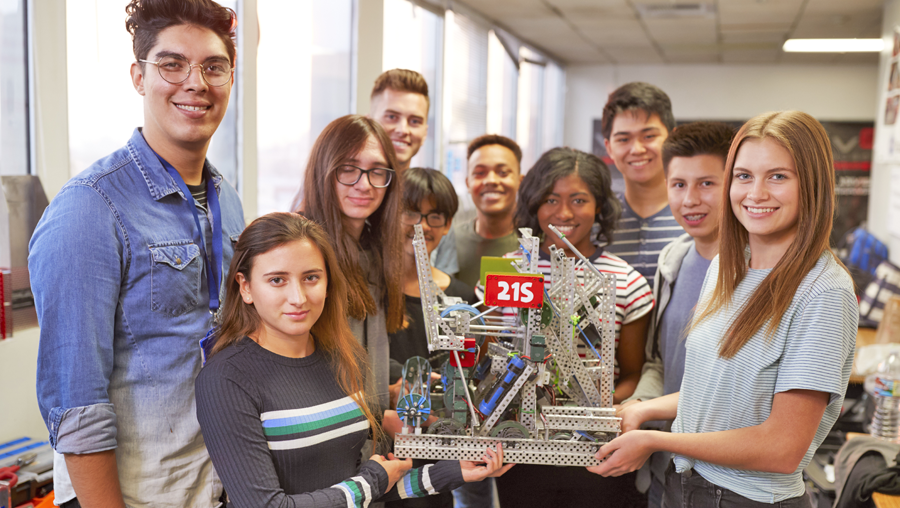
[451,400,468,426]
[530,334,546,360]
[519,302,554,327]
[478,256,519,288]
[440,359,472,426]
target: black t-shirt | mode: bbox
[389,277,476,381]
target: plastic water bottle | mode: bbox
[865,350,900,442]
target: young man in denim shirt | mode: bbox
[28,1,245,506]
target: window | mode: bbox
[517,47,544,172]
[383,0,443,169]
[442,9,488,195]
[486,29,517,139]
[1,0,29,175]
[542,61,565,151]
[256,0,353,215]
[66,0,239,182]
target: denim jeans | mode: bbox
[452,477,494,508]
[663,463,813,508]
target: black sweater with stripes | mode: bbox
[196,338,464,508]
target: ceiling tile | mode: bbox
[605,47,664,64]
[454,0,553,20]
[721,48,781,63]
[569,17,643,31]
[502,17,573,38]
[721,22,794,32]
[721,30,788,44]
[547,0,630,7]
[539,42,610,64]
[644,18,717,45]
[803,0,883,16]
[666,53,720,63]
[718,0,805,26]
[573,19,654,47]
[552,1,635,21]
[450,0,883,67]
[791,13,882,39]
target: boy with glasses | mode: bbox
[387,167,474,508]
[389,167,474,385]
[28,2,244,507]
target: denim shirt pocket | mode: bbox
[149,241,202,316]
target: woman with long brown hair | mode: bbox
[587,111,858,507]
[293,114,405,413]
[195,213,510,508]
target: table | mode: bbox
[851,327,880,384]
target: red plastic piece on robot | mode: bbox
[484,273,544,309]
[450,338,478,368]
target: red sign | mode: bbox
[484,274,544,309]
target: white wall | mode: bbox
[0,328,45,442]
[869,0,900,264]
[0,0,70,444]
[564,63,879,153]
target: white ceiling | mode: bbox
[453,0,883,65]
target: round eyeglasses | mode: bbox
[138,56,234,87]
[401,211,448,228]
[335,165,395,188]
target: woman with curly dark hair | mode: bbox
[495,147,652,508]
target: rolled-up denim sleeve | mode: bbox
[29,183,125,454]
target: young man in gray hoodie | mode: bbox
[623,121,737,508]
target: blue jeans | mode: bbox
[453,478,494,508]
[663,463,813,508]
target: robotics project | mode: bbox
[392,224,621,466]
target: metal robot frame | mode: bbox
[392,225,621,466]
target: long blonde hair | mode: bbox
[694,111,840,358]
[210,212,381,439]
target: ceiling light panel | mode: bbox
[782,38,884,52]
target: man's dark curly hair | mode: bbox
[126,0,237,67]
[515,147,621,247]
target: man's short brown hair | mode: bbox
[662,121,737,173]
[467,134,522,166]
[371,69,429,108]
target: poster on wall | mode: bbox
[591,119,873,247]
[874,26,900,162]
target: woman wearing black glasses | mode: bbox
[293,114,406,420]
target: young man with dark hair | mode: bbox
[601,82,684,288]
[622,121,737,508]
[369,68,430,171]
[448,134,524,288]
[29,1,244,506]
